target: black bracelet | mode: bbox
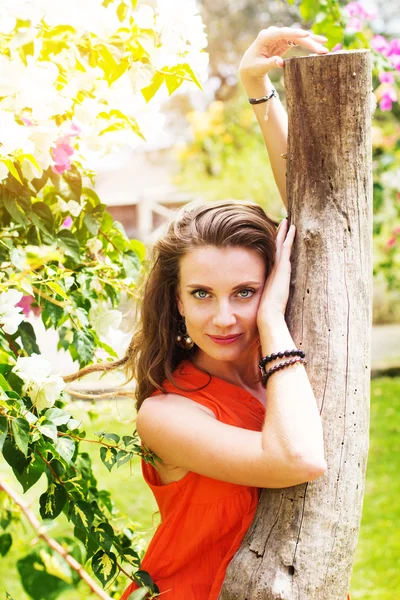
[258,348,305,369]
[261,357,307,387]
[248,88,277,105]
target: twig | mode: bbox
[0,478,113,600]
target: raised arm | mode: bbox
[238,27,329,211]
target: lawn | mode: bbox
[1,377,399,599]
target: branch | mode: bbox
[0,478,113,600]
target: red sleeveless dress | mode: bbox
[120,360,351,600]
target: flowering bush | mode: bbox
[0,1,208,598]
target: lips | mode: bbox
[207,334,243,345]
[209,335,241,340]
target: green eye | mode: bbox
[192,290,209,299]
[238,288,254,298]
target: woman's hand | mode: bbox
[239,26,329,82]
[257,219,296,329]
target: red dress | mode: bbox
[120,360,351,600]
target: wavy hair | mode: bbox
[64,200,280,412]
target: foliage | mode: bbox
[0,0,208,597]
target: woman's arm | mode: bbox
[240,73,288,209]
[238,27,329,211]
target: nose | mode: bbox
[212,300,237,329]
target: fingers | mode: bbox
[258,27,329,55]
[275,219,295,263]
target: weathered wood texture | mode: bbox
[219,50,373,600]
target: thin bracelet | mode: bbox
[248,87,279,121]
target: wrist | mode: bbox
[239,73,274,96]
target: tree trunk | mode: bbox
[219,50,373,600]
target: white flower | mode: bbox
[0,289,24,335]
[0,110,34,155]
[86,238,102,254]
[11,353,66,413]
[57,199,82,217]
[89,304,122,339]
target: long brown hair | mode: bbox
[64,200,279,411]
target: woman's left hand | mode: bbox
[239,26,329,82]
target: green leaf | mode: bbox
[141,71,164,102]
[0,533,12,556]
[91,549,117,586]
[1,159,23,183]
[91,522,114,552]
[45,408,71,426]
[62,165,82,201]
[72,329,95,364]
[37,420,58,442]
[17,549,72,599]
[129,239,146,261]
[18,321,41,356]
[0,373,11,392]
[54,436,75,464]
[2,438,30,474]
[31,201,55,235]
[0,415,8,451]
[116,449,132,467]
[11,417,30,457]
[95,431,120,444]
[122,435,136,448]
[57,229,81,262]
[100,446,118,472]
[14,454,46,493]
[39,482,68,520]
[2,191,29,226]
[69,500,94,531]
[41,300,64,329]
[31,167,51,193]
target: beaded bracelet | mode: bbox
[261,356,307,387]
[259,348,305,369]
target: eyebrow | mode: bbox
[185,281,262,291]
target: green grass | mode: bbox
[1,378,399,599]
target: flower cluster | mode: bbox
[0,0,208,182]
[11,353,66,413]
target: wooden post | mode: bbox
[219,50,373,600]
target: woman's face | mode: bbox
[176,245,266,361]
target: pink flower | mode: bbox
[62,216,73,229]
[372,35,390,55]
[332,43,343,52]
[386,236,397,248]
[21,116,34,126]
[345,1,376,19]
[379,86,397,111]
[379,72,395,84]
[387,39,400,57]
[16,295,41,317]
[50,119,82,175]
[51,141,74,174]
[393,226,400,235]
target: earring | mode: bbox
[176,317,195,350]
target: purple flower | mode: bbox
[332,43,342,52]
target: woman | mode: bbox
[119,27,350,600]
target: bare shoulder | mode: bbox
[140,392,216,420]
